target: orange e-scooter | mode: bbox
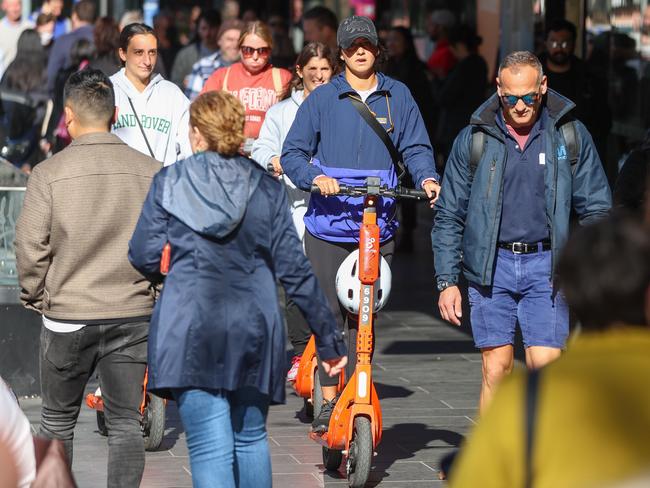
[308,176,429,487]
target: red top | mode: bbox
[201,62,292,139]
[505,121,533,150]
[426,39,457,78]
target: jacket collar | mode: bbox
[333,72,391,99]
[69,132,125,147]
[470,88,576,130]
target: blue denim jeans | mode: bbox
[172,387,271,488]
[468,249,569,349]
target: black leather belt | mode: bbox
[497,240,551,254]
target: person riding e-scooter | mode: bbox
[281,15,440,433]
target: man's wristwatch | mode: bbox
[436,280,456,292]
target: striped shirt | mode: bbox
[185,51,234,100]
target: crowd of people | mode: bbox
[0,1,648,488]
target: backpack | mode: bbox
[468,121,580,179]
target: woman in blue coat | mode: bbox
[128,91,347,488]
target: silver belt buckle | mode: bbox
[511,242,525,254]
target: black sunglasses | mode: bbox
[500,92,540,107]
[240,46,271,58]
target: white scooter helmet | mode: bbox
[335,250,392,314]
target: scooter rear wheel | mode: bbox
[346,417,372,488]
[322,445,343,471]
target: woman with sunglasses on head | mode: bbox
[111,23,192,166]
[128,90,346,488]
[281,16,440,433]
[251,42,337,382]
[201,21,291,155]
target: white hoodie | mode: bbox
[251,89,308,240]
[111,68,192,166]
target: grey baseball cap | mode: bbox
[337,15,378,49]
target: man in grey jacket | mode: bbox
[15,69,159,487]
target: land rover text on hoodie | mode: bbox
[111,68,192,166]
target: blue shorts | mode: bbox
[468,248,569,349]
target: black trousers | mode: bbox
[304,232,394,387]
[39,321,148,488]
[277,284,311,356]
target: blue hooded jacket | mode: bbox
[281,72,439,243]
[128,152,345,403]
[432,89,612,287]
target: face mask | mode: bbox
[40,32,53,46]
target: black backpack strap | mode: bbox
[469,127,486,180]
[525,369,541,488]
[348,95,406,181]
[559,120,579,176]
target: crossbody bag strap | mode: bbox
[126,96,155,159]
[348,95,406,181]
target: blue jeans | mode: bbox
[172,387,271,488]
[468,249,569,349]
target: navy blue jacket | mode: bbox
[281,72,439,243]
[128,152,345,403]
[432,89,612,286]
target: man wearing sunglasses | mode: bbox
[433,50,611,413]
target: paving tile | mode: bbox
[274,472,323,488]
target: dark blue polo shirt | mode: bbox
[496,109,550,243]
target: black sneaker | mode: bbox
[311,397,336,433]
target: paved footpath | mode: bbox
[19,210,487,487]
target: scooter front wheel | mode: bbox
[312,368,323,420]
[303,398,314,418]
[96,411,108,436]
[143,393,165,451]
[346,416,372,488]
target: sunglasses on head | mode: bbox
[240,46,271,58]
[500,92,540,107]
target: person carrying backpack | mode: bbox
[432,51,611,414]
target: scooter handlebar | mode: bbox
[310,183,432,200]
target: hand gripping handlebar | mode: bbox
[310,176,433,200]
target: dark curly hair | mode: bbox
[282,42,338,100]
